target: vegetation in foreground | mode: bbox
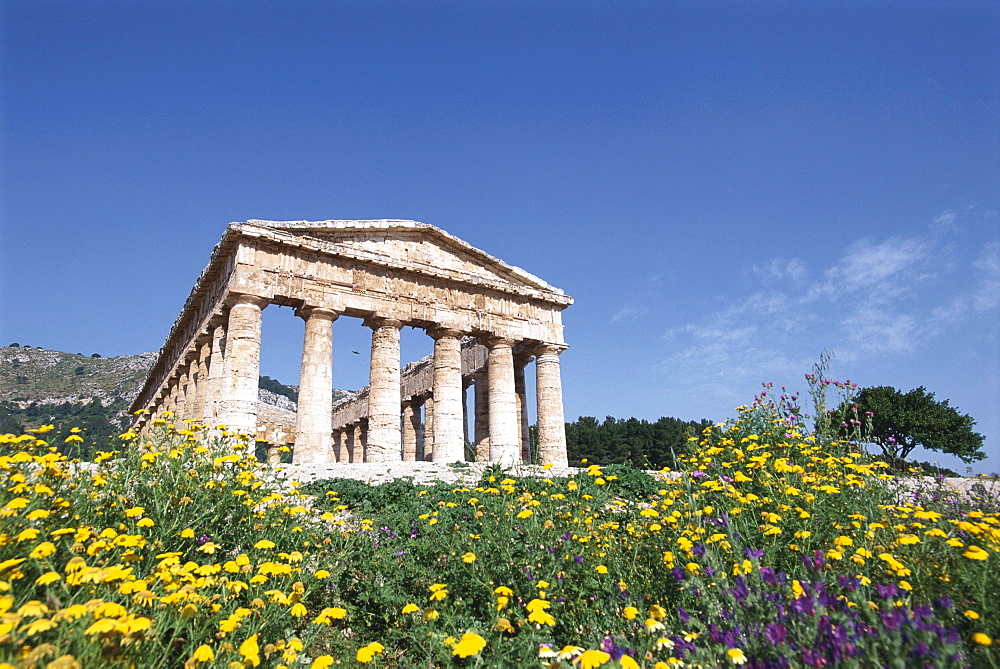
[0,380,997,667]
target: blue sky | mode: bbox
[2,1,997,473]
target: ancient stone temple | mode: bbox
[130,220,573,466]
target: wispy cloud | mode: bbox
[659,210,998,401]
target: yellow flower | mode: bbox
[452,632,487,658]
[965,610,980,619]
[596,565,608,574]
[124,507,145,518]
[290,602,308,617]
[35,571,61,586]
[620,657,640,669]
[311,656,335,669]
[727,648,748,664]
[30,542,57,559]
[576,649,611,668]
[623,606,639,620]
[973,633,992,645]
[255,539,276,549]
[356,642,384,663]
[963,545,989,561]
[180,528,195,538]
[191,645,215,663]
[462,552,476,563]
[239,634,261,667]
[314,569,330,579]
[402,603,420,614]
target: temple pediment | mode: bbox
[242,219,566,297]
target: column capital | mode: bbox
[364,316,403,330]
[482,334,516,349]
[295,306,339,322]
[530,342,568,357]
[428,326,464,341]
[226,293,270,310]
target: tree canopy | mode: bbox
[845,386,985,464]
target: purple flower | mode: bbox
[744,547,765,560]
[875,583,898,600]
[764,623,787,644]
[677,607,690,623]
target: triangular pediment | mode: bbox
[242,219,566,297]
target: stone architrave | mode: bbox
[430,328,465,462]
[218,294,268,433]
[514,353,532,464]
[203,319,227,423]
[402,401,420,461]
[534,343,568,467]
[294,306,338,464]
[365,318,403,462]
[486,337,520,465]
[472,370,490,461]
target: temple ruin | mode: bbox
[130,220,572,465]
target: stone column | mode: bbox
[175,364,190,424]
[422,396,434,461]
[365,317,403,462]
[402,401,420,461]
[218,294,268,433]
[346,423,358,463]
[472,369,490,461]
[486,337,520,465]
[203,318,227,423]
[293,306,338,464]
[191,336,212,423]
[331,429,342,462]
[535,343,568,467]
[430,328,465,462]
[514,353,533,464]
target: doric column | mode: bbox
[473,369,490,461]
[402,401,420,461]
[191,336,212,423]
[430,328,465,462]
[534,343,568,467]
[293,306,338,464]
[346,424,358,463]
[365,317,403,462]
[514,353,533,464]
[486,336,520,465]
[422,396,434,461]
[218,294,269,433]
[203,318,227,423]
[175,364,190,424]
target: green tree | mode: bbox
[847,386,985,464]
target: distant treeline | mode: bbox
[565,415,713,470]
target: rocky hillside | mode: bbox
[0,346,156,408]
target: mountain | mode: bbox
[0,345,334,455]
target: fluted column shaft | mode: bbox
[514,354,532,464]
[175,363,190,424]
[294,307,338,464]
[402,401,420,461]
[430,328,464,462]
[535,344,568,466]
[365,318,403,462]
[486,337,520,465]
[218,294,268,433]
[422,396,434,461]
[191,337,212,423]
[203,320,227,423]
[473,370,490,461]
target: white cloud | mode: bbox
[753,258,806,284]
[930,211,958,233]
[611,304,646,323]
[972,242,1000,312]
[810,237,930,302]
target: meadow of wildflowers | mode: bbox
[0,380,997,667]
